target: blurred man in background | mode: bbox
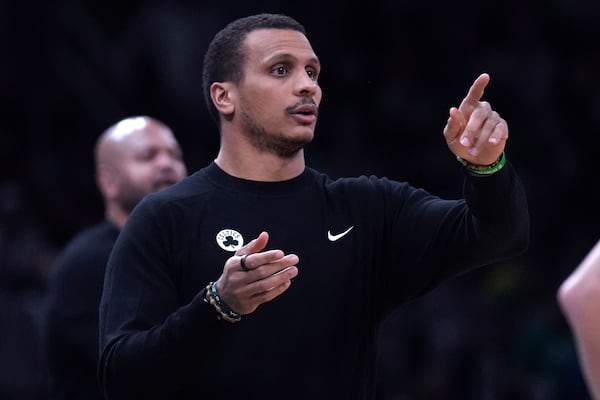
[44,116,187,399]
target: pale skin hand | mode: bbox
[443,73,508,166]
[215,231,299,315]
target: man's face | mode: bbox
[114,123,187,213]
[234,28,322,158]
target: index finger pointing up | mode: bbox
[459,73,490,111]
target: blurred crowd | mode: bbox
[1,0,599,398]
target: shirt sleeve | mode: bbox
[379,161,529,310]
[97,198,224,398]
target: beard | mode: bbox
[117,192,144,215]
[240,110,312,159]
[114,172,180,215]
[115,183,151,215]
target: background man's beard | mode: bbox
[117,188,147,215]
[242,112,312,159]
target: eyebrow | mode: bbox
[265,52,321,68]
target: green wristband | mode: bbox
[457,151,506,175]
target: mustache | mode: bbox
[286,97,318,113]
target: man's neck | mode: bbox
[105,206,127,229]
[214,148,305,182]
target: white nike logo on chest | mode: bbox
[327,226,354,241]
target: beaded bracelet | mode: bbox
[457,151,506,175]
[203,282,241,323]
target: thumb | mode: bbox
[443,107,465,144]
[236,231,269,256]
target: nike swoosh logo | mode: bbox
[327,226,354,242]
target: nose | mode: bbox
[154,151,181,172]
[295,71,318,96]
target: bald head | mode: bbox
[96,117,168,167]
[94,116,187,228]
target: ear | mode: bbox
[210,82,236,118]
[95,164,119,201]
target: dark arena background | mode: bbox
[1,0,599,399]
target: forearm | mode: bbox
[564,306,600,400]
[382,162,529,304]
[462,161,530,256]
[99,292,219,398]
[558,239,600,399]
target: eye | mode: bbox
[306,67,319,81]
[137,151,155,162]
[170,148,184,161]
[272,64,289,76]
[135,147,159,162]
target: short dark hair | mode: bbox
[202,13,307,126]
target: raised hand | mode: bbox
[443,73,508,166]
[215,231,299,315]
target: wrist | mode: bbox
[203,282,241,323]
[457,151,506,175]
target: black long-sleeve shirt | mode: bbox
[45,222,119,400]
[99,161,529,399]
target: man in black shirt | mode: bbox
[99,14,529,399]
[44,116,187,399]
